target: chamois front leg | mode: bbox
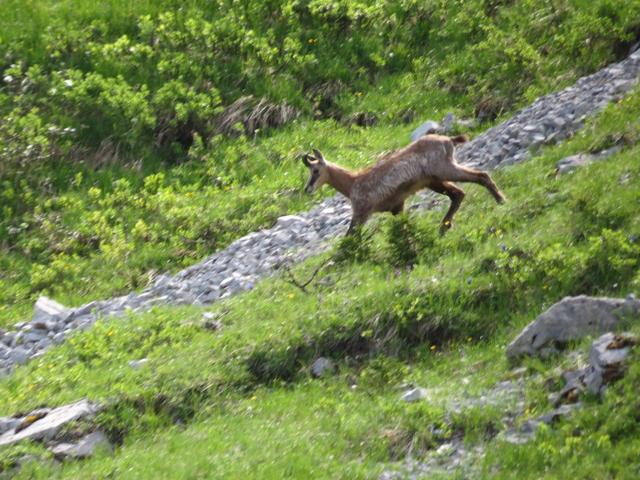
[448,165,506,204]
[346,207,371,236]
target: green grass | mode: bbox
[1,91,639,478]
[2,0,640,328]
[2,1,640,477]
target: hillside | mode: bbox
[1,1,640,478]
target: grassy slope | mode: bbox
[2,0,640,327]
[1,92,639,478]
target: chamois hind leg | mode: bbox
[429,181,465,235]
[447,164,505,204]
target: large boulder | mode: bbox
[507,295,640,360]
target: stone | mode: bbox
[0,417,21,435]
[442,112,456,133]
[52,332,66,345]
[310,357,335,378]
[21,329,48,343]
[556,146,622,174]
[275,215,308,229]
[507,295,640,360]
[410,120,441,141]
[1,332,15,347]
[50,431,112,460]
[33,296,70,324]
[128,358,149,370]
[400,387,429,403]
[0,399,99,447]
[584,332,637,394]
[9,347,29,366]
[556,153,596,174]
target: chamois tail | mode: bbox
[450,134,469,145]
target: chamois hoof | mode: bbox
[439,220,452,236]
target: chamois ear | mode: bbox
[312,149,326,165]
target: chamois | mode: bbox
[302,134,505,235]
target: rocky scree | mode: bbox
[381,295,640,477]
[2,50,640,374]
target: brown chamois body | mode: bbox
[302,134,505,235]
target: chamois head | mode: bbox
[301,149,329,194]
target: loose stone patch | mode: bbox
[3,50,640,374]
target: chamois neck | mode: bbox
[326,163,357,198]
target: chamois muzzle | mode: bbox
[301,150,328,194]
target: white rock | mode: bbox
[0,399,99,447]
[33,297,70,324]
[128,358,149,370]
[401,387,429,403]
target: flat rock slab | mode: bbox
[507,295,640,360]
[0,399,99,447]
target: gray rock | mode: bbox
[442,112,456,133]
[0,399,99,447]
[33,296,70,324]
[410,120,441,141]
[9,347,29,366]
[21,329,48,343]
[507,295,640,360]
[1,332,15,347]
[556,145,623,174]
[275,215,308,229]
[50,431,112,460]
[0,417,21,435]
[52,332,66,345]
[584,332,637,394]
[310,357,335,378]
